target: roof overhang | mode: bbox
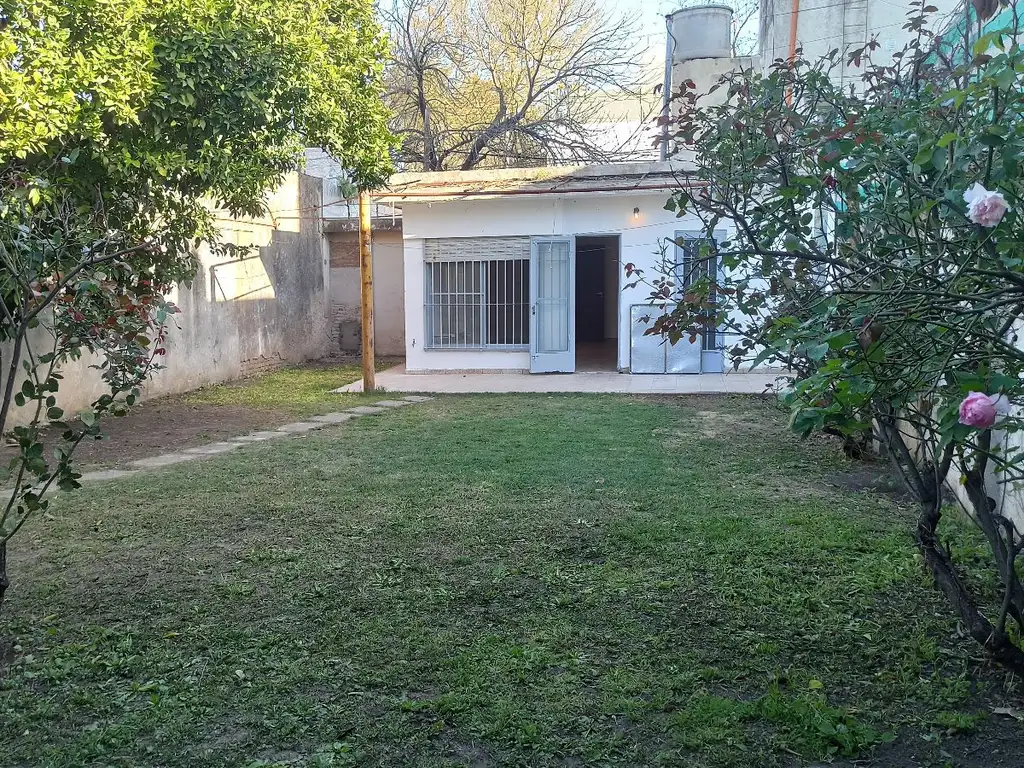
[374,161,697,203]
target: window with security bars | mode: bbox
[674,231,723,351]
[424,238,530,349]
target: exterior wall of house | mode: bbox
[2,173,330,428]
[401,192,725,373]
[326,229,406,356]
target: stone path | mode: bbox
[76,395,433,484]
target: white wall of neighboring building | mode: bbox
[759,0,961,87]
[400,192,733,373]
[304,148,399,221]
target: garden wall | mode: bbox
[1,172,330,429]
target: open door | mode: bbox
[529,237,575,373]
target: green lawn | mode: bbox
[0,394,1002,766]
[179,360,395,416]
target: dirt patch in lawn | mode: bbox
[827,463,916,502]
[834,711,1024,768]
[0,359,381,470]
[0,400,292,470]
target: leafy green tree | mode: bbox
[0,0,393,611]
[642,1,1024,669]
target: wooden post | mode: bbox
[358,189,376,392]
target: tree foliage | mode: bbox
[382,0,644,170]
[643,0,1024,669]
[0,0,393,611]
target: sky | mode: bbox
[616,0,760,79]
[621,0,682,74]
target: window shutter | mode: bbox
[424,237,531,262]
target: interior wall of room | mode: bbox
[604,237,619,341]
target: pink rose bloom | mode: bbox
[963,183,1011,227]
[959,391,1007,428]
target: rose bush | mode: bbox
[640,0,1024,668]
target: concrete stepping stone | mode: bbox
[79,469,138,483]
[310,412,356,424]
[113,401,426,478]
[231,431,289,443]
[184,442,242,456]
[130,453,196,469]
[276,421,325,433]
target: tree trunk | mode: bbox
[916,498,1024,673]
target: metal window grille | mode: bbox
[424,238,530,349]
[675,231,723,351]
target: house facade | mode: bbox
[381,163,739,376]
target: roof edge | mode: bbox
[387,160,693,187]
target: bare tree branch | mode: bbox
[382,0,648,170]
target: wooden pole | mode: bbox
[786,0,800,105]
[358,189,376,392]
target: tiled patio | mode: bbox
[336,364,790,394]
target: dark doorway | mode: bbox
[575,235,619,370]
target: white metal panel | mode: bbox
[629,305,703,374]
[667,336,703,373]
[629,306,666,374]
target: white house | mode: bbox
[379,162,737,376]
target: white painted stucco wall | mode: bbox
[401,192,720,373]
[1,173,330,428]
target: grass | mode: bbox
[179,359,396,416]
[0,393,1002,767]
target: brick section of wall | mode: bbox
[329,233,358,268]
[328,301,362,353]
[239,355,286,378]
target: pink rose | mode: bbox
[963,183,1011,227]
[958,391,1007,428]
